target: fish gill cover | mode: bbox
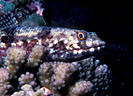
[0,0,112,96]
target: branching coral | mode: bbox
[39,62,55,89]
[38,57,111,96]
[18,72,37,87]
[52,62,78,88]
[4,47,26,76]
[0,68,12,96]
[27,45,45,67]
[0,68,10,82]
[68,80,93,96]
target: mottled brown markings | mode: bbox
[56,41,66,50]
[37,30,50,39]
[27,39,38,46]
[41,35,53,46]
[21,40,28,48]
[55,33,66,40]
[0,26,105,62]
[71,34,74,36]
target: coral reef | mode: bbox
[0,0,15,13]
[38,57,111,96]
[0,0,111,96]
[4,47,26,76]
[0,68,12,96]
[27,45,45,67]
[52,62,78,88]
[18,72,37,87]
[68,80,93,96]
[0,47,111,96]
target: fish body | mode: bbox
[0,3,105,62]
[0,26,105,62]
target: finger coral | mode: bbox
[27,45,44,67]
[0,68,10,82]
[52,62,78,88]
[68,80,93,96]
[0,68,12,96]
[38,57,111,96]
[18,72,37,87]
[4,47,26,76]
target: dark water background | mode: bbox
[43,0,130,96]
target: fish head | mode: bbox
[45,28,105,61]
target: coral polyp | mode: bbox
[68,80,93,96]
[4,47,26,76]
[0,68,12,96]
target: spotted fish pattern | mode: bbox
[0,26,105,62]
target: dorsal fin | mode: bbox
[0,12,16,29]
[0,6,35,35]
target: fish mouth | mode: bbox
[70,41,106,55]
[83,44,105,52]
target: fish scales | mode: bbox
[0,26,105,62]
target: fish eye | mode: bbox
[77,32,85,40]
